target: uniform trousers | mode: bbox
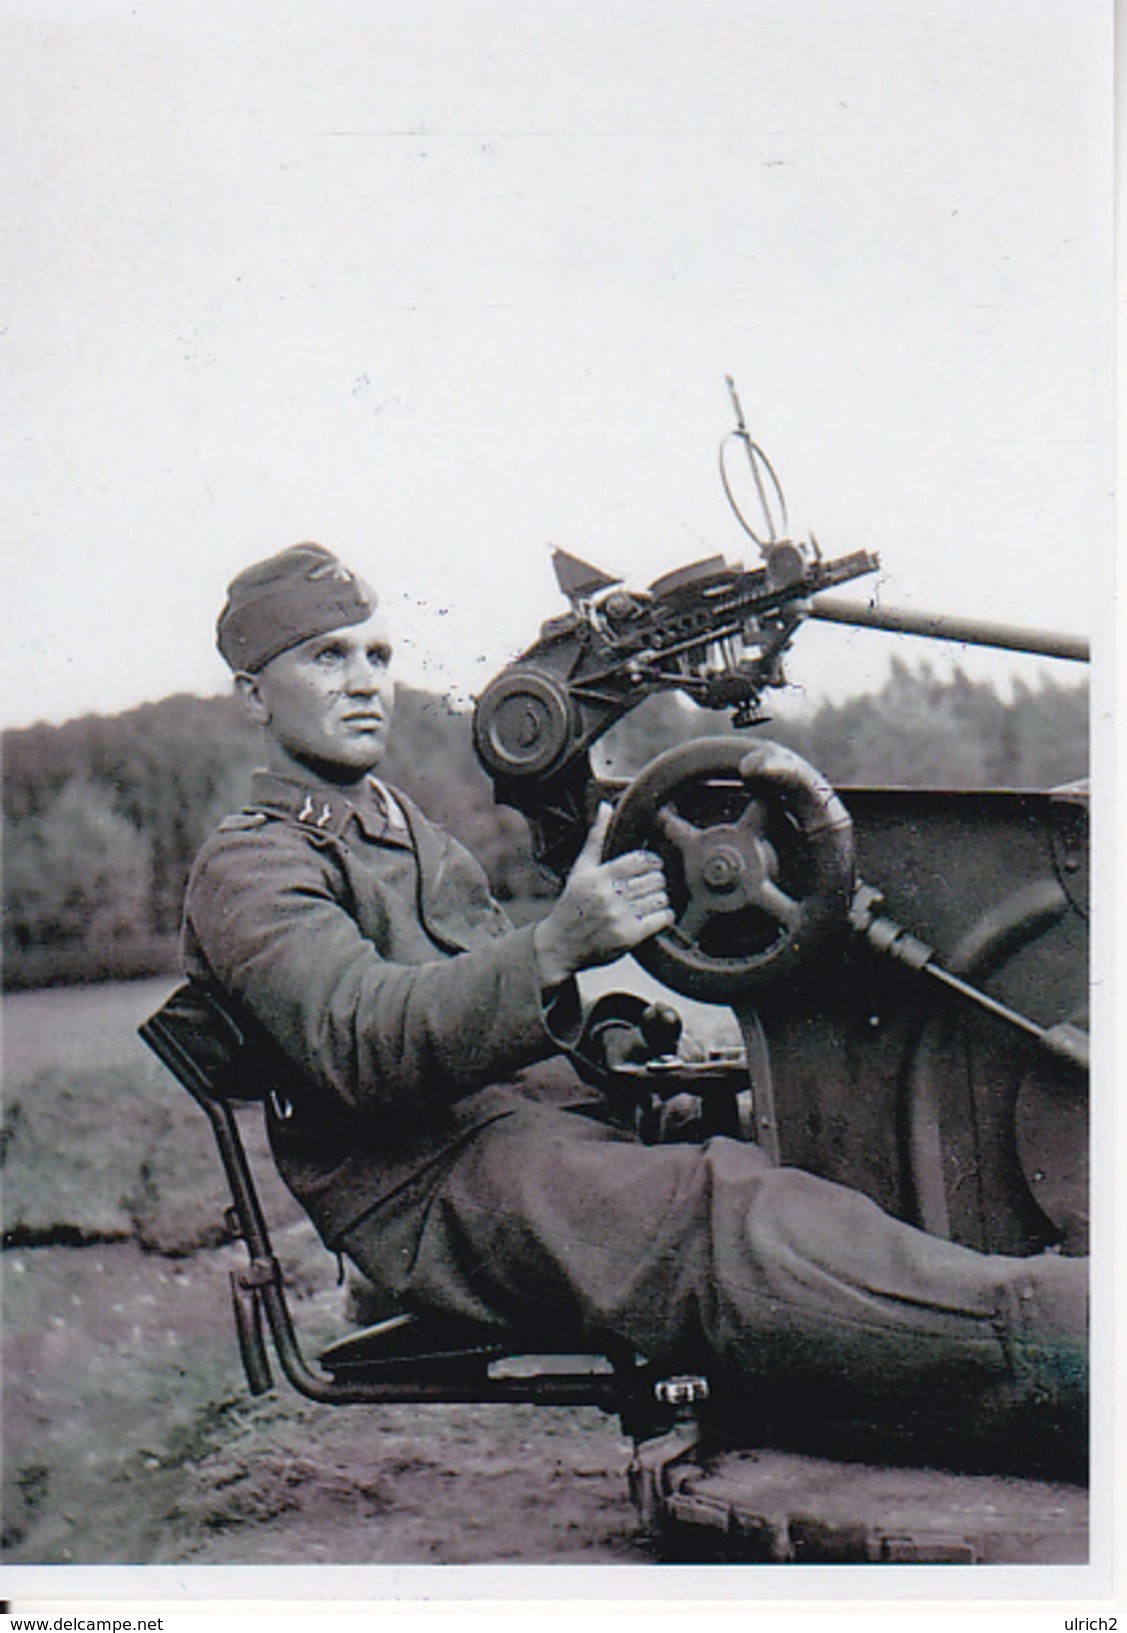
[339,1101,1087,1470]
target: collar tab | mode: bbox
[246,769,412,846]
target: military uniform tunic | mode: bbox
[182,768,596,1246]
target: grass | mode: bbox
[2,975,302,1253]
[3,974,180,1089]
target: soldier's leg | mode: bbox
[697,1137,1085,1471]
[339,1105,1086,1468]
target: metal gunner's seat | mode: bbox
[137,981,705,1437]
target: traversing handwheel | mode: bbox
[604,737,854,1001]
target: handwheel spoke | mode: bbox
[678,897,713,941]
[736,798,769,838]
[656,806,701,853]
[753,877,801,928]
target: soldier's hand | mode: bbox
[532,803,675,988]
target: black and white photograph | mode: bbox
[1,0,1116,1621]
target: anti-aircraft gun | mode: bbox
[471,389,1090,1558]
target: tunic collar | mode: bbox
[247,768,414,848]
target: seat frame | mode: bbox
[139,983,701,1439]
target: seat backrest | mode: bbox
[138,980,300,1263]
[138,981,294,1108]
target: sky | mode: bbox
[3,0,1113,732]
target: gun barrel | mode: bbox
[809,597,1089,664]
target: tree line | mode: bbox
[2,661,1088,989]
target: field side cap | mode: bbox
[216,543,377,673]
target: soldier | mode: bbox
[183,543,1086,1472]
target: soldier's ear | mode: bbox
[233,670,270,726]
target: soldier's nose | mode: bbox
[343,657,380,693]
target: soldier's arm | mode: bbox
[184,824,577,1123]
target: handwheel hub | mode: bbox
[701,843,748,894]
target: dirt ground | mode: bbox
[1,977,657,1570]
[3,1236,651,1567]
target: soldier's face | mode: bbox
[238,612,396,784]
